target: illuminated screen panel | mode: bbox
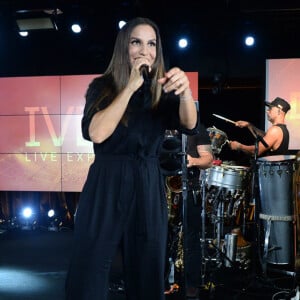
[266,59,300,150]
[0,76,61,115]
[0,153,62,191]
[0,73,198,192]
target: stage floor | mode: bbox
[0,228,298,300]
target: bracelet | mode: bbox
[179,89,193,101]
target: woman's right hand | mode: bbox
[127,59,151,92]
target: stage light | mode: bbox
[16,17,56,31]
[71,23,81,33]
[47,209,61,232]
[19,31,28,37]
[178,38,188,49]
[212,73,224,95]
[15,8,62,32]
[118,20,126,29]
[47,209,55,218]
[160,130,182,176]
[19,207,37,230]
[22,207,33,219]
[244,35,255,47]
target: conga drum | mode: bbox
[294,152,300,274]
[257,155,296,265]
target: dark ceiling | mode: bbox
[1,0,299,155]
[0,0,300,88]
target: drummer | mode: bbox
[229,97,290,157]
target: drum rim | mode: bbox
[209,165,249,171]
[220,164,249,170]
[257,154,296,162]
[207,127,228,137]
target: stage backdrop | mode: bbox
[265,58,300,150]
[0,73,198,192]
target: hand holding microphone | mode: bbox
[139,64,150,81]
[126,61,151,93]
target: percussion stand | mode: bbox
[180,135,229,296]
[242,132,269,288]
[199,171,225,284]
[225,134,264,300]
[211,188,225,256]
[208,186,228,265]
[251,130,270,275]
[200,169,208,286]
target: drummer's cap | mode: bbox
[265,97,291,113]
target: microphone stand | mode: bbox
[180,133,189,299]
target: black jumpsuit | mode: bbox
[65,77,198,300]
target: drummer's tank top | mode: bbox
[264,124,289,156]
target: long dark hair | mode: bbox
[89,17,166,115]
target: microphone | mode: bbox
[140,64,150,81]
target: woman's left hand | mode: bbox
[158,67,189,95]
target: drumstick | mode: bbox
[212,114,236,125]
